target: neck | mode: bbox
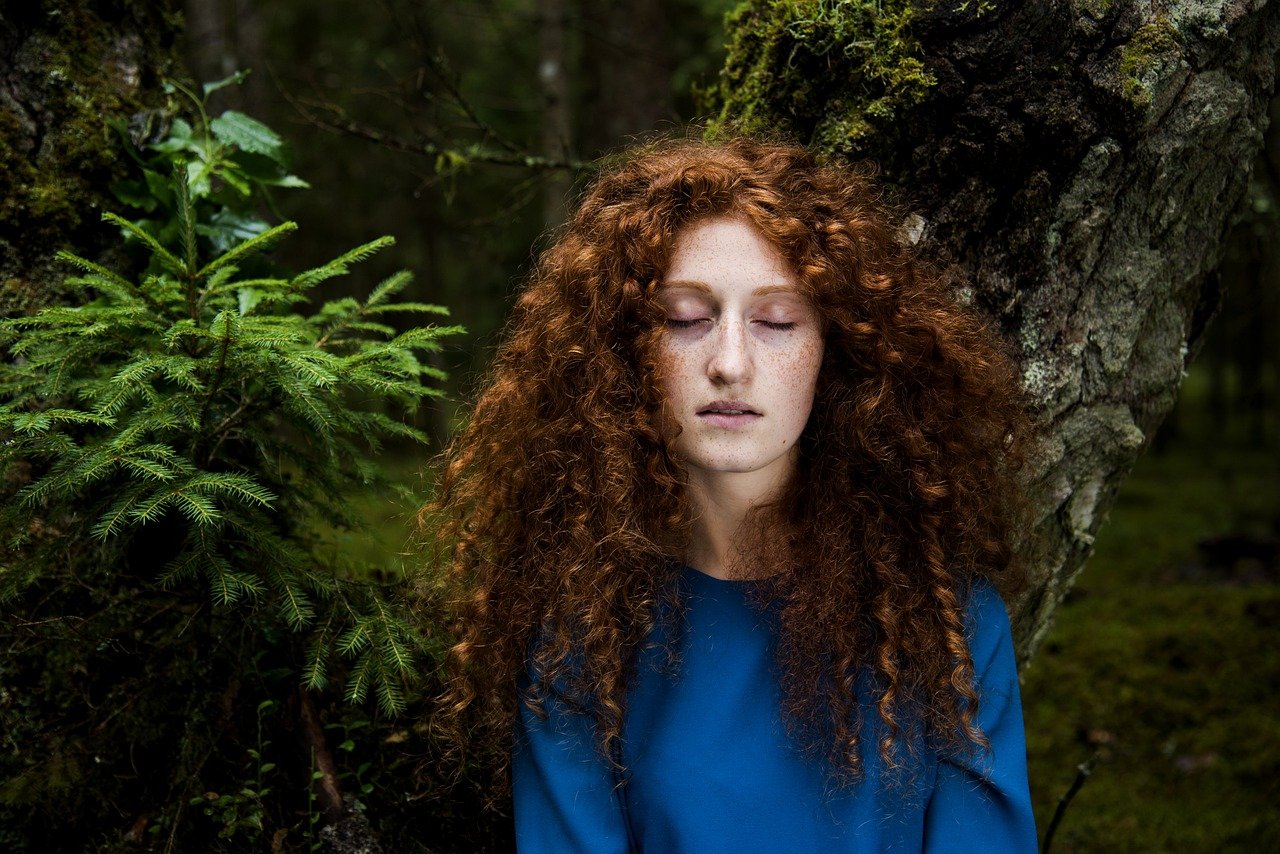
[683,456,794,580]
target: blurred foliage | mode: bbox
[0,77,479,851]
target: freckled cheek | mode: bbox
[656,347,700,408]
[767,340,824,423]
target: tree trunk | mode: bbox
[708,0,1280,662]
[538,0,574,228]
[0,0,185,314]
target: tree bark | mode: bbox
[0,0,185,314]
[709,0,1280,662]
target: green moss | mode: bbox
[1118,16,1182,109]
[703,0,937,160]
[0,1,183,313]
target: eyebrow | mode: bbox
[661,280,800,297]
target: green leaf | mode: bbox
[375,676,406,716]
[344,654,375,704]
[185,158,212,199]
[56,250,140,295]
[187,473,276,508]
[229,149,307,187]
[266,174,309,188]
[364,301,452,317]
[303,631,331,691]
[90,482,152,540]
[237,288,263,315]
[199,208,270,255]
[10,409,113,433]
[119,454,180,482]
[364,271,412,308]
[110,178,159,212]
[158,547,204,588]
[150,118,194,154]
[175,164,198,272]
[210,111,285,161]
[337,624,370,656]
[219,164,252,197]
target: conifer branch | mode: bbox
[102,213,186,276]
[195,311,236,465]
[195,222,299,280]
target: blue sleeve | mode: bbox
[511,668,631,853]
[923,580,1039,853]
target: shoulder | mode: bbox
[963,577,1015,680]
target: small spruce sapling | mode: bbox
[0,72,462,717]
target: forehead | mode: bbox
[662,215,797,291]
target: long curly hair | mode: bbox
[420,135,1033,798]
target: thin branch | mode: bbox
[380,0,525,156]
[417,40,523,157]
[278,85,593,173]
[1041,750,1101,854]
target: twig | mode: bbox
[1041,750,1102,854]
[278,85,593,173]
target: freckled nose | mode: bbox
[706,319,752,385]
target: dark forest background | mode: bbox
[1,0,1277,851]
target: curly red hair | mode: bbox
[420,135,1032,798]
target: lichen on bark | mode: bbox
[1119,16,1183,108]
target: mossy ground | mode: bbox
[1024,363,1280,850]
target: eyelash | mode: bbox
[665,319,797,330]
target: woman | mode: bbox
[425,136,1039,851]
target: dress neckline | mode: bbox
[680,564,757,585]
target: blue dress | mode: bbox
[513,566,1038,852]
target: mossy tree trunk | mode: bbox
[0,0,184,314]
[706,0,1280,662]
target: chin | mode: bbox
[689,456,772,474]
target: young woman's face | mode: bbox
[656,214,825,484]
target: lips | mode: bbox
[697,401,761,429]
[698,399,759,415]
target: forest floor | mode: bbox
[1023,369,1280,852]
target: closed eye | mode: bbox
[665,318,708,329]
[756,321,796,330]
